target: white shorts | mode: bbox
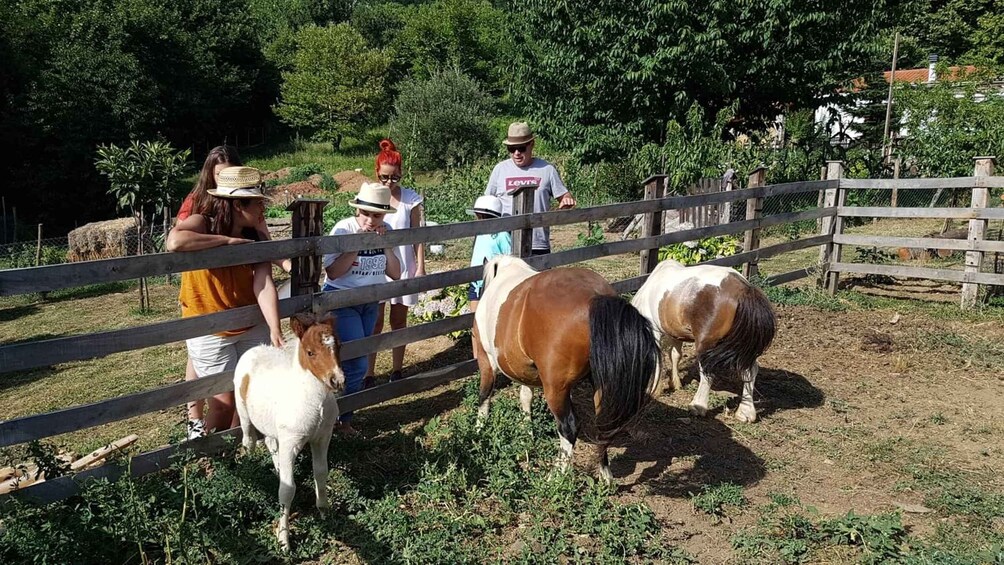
[186,324,270,378]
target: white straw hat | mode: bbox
[208,166,267,199]
[350,182,397,213]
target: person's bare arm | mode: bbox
[253,262,284,348]
[324,252,359,280]
[166,214,251,252]
[384,247,402,280]
[411,203,426,276]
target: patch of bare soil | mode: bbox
[334,170,371,193]
[355,292,1004,563]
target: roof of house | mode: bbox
[883,65,978,84]
[848,65,979,92]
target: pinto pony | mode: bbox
[233,313,345,551]
[631,260,776,423]
[473,256,661,482]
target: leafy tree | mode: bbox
[509,0,907,161]
[275,23,391,150]
[896,78,1004,177]
[0,0,273,233]
[392,68,496,170]
[389,0,515,95]
[95,140,190,310]
[897,0,1000,65]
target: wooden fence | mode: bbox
[1,161,1001,503]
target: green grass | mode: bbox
[0,382,689,564]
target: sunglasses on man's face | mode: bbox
[379,174,402,183]
[507,144,529,154]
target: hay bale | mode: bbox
[67,217,140,262]
[896,227,969,261]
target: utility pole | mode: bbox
[882,32,900,163]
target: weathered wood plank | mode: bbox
[1,184,833,297]
[838,207,1004,220]
[9,428,243,504]
[833,234,1004,253]
[0,294,313,374]
[341,314,472,359]
[829,262,1004,285]
[838,177,1004,190]
[764,268,815,286]
[8,359,478,502]
[0,371,234,448]
[339,360,477,413]
[3,206,835,374]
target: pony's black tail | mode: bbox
[588,295,660,442]
[699,282,776,381]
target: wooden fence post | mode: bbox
[960,156,996,308]
[34,224,42,267]
[287,198,328,311]
[891,157,901,208]
[818,161,845,286]
[640,175,667,275]
[826,183,848,295]
[742,167,767,280]
[510,184,537,259]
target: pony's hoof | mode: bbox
[734,406,757,423]
[688,404,709,417]
[597,466,614,485]
[275,526,290,552]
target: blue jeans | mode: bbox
[332,302,379,422]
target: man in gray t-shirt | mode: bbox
[485,122,576,254]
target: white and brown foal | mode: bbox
[233,313,344,551]
[632,260,776,422]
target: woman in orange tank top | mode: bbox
[167,166,284,435]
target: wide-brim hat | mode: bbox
[208,166,268,199]
[350,182,397,214]
[467,195,503,218]
[504,121,535,146]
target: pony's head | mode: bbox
[290,313,345,392]
[482,255,533,293]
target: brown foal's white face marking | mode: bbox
[291,314,344,392]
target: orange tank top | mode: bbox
[180,264,257,336]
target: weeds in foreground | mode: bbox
[0,382,684,564]
[732,495,1004,565]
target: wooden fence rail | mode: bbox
[8,169,997,503]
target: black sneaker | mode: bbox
[389,370,405,382]
[187,419,205,440]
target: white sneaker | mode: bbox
[187,419,206,440]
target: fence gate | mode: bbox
[679,178,725,228]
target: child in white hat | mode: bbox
[467,195,511,315]
[321,182,403,436]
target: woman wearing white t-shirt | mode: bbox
[323,182,402,435]
[366,139,425,386]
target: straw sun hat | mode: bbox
[208,166,268,199]
[503,122,535,146]
[350,182,397,214]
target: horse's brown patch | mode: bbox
[657,274,743,353]
[239,373,251,404]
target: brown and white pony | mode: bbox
[473,256,661,483]
[631,259,776,423]
[233,313,344,551]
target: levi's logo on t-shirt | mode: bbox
[505,176,541,193]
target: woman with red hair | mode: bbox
[366,139,425,385]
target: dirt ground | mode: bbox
[357,258,1004,562]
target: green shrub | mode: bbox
[411,285,471,339]
[393,68,496,170]
[658,235,740,265]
